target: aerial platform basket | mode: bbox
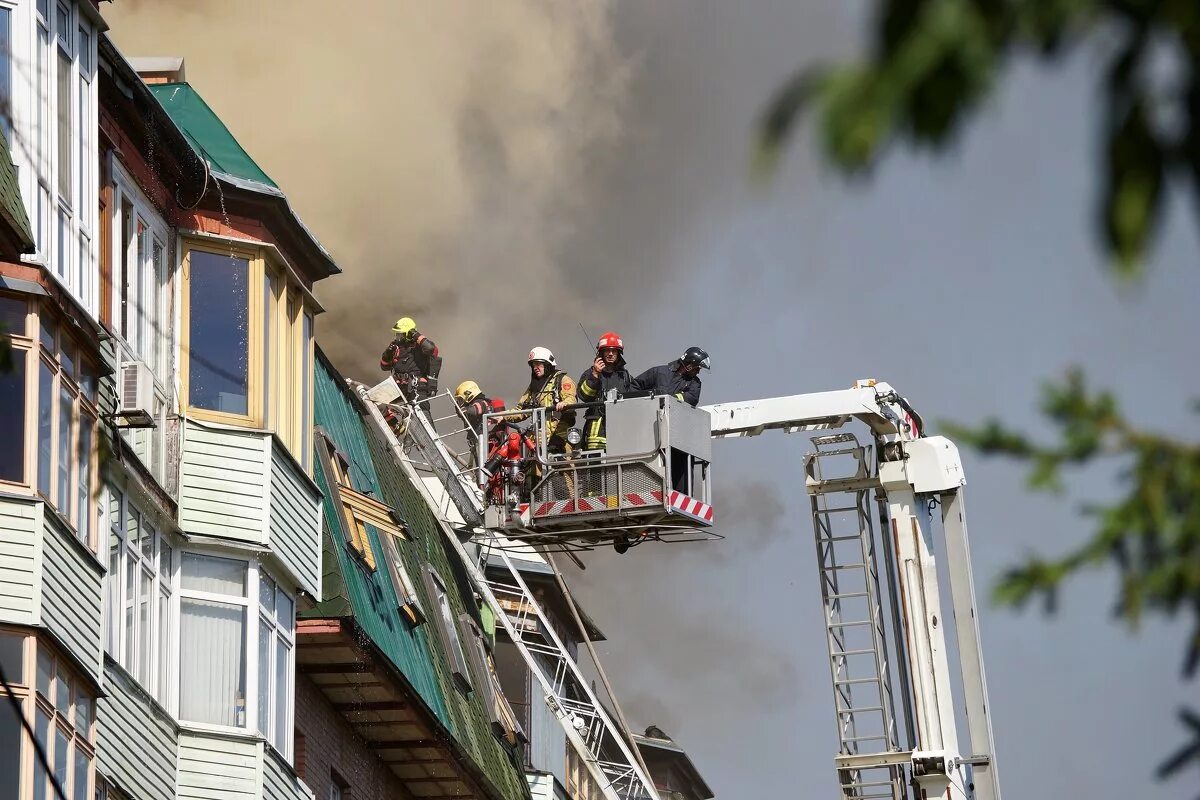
[481,395,717,548]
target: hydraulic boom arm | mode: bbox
[703,381,1000,800]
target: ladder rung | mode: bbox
[815,505,862,514]
[834,677,884,686]
[837,705,885,715]
[842,734,889,742]
[829,620,875,629]
[824,563,867,571]
[827,591,869,600]
[831,648,877,657]
[823,534,869,542]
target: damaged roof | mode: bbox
[0,127,35,256]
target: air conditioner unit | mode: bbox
[116,361,156,428]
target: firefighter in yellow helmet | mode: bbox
[380,317,442,403]
[454,380,493,465]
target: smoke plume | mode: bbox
[104,0,644,392]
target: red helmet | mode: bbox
[597,331,624,352]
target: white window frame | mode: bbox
[257,572,294,758]
[12,0,98,315]
[104,485,177,711]
[176,551,295,744]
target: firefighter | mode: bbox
[455,380,492,466]
[635,346,710,407]
[515,347,577,457]
[576,331,641,452]
[379,317,442,403]
[636,346,711,493]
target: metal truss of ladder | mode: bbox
[351,385,661,800]
[806,433,907,800]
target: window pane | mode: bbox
[0,294,23,336]
[74,692,91,737]
[188,251,249,414]
[55,4,67,43]
[39,316,54,351]
[126,508,141,558]
[159,540,172,576]
[38,360,54,495]
[138,569,151,681]
[32,709,49,800]
[57,385,72,511]
[119,198,132,340]
[37,0,48,20]
[152,239,164,375]
[37,649,52,697]
[55,664,70,709]
[258,573,275,614]
[60,342,74,381]
[53,727,68,797]
[277,590,294,632]
[0,353,25,482]
[274,638,288,746]
[180,598,246,727]
[75,418,91,536]
[257,619,270,736]
[0,632,22,683]
[136,220,147,359]
[262,272,270,423]
[56,48,71,199]
[56,209,69,280]
[181,553,246,596]
[140,519,153,559]
[0,677,21,800]
[158,588,170,702]
[73,748,89,800]
[106,529,119,655]
[123,557,134,666]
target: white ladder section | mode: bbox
[807,434,906,800]
[351,385,661,800]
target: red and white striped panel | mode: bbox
[532,495,618,517]
[667,490,714,524]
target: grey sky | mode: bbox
[560,3,1197,799]
[107,1,1198,797]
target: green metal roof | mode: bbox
[146,82,277,188]
[0,127,34,253]
[308,351,530,800]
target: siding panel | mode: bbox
[97,663,178,800]
[263,747,312,800]
[40,515,103,676]
[0,497,38,623]
[177,732,259,800]
[267,442,321,597]
[179,421,267,542]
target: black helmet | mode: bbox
[681,346,711,370]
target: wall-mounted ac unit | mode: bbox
[116,361,156,428]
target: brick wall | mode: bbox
[294,673,415,800]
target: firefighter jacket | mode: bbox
[635,360,702,407]
[380,333,442,385]
[576,357,642,449]
[516,370,577,441]
[462,394,492,436]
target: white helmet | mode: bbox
[527,346,556,368]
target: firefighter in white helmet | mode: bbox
[515,346,577,458]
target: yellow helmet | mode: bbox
[391,317,416,335]
[455,380,482,404]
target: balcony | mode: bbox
[178,419,321,596]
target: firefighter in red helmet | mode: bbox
[576,331,641,452]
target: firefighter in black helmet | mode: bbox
[635,346,709,407]
[635,346,710,497]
